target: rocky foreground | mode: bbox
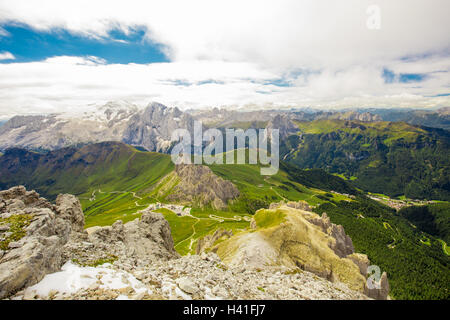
[1,186,381,300]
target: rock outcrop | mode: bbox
[196,228,233,254]
[161,164,240,210]
[0,187,179,299]
[367,272,390,300]
[64,209,179,268]
[307,212,355,258]
[1,186,386,301]
[213,204,390,299]
[265,114,300,139]
[270,200,312,211]
[0,186,84,299]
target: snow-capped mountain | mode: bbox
[0,101,195,152]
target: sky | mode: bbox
[0,0,449,117]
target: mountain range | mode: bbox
[1,102,448,202]
[0,102,449,300]
[0,141,449,299]
[2,102,449,153]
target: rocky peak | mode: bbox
[54,194,85,233]
[143,102,168,119]
[164,164,240,210]
[0,186,179,299]
[212,204,390,299]
[0,186,85,298]
[123,102,195,152]
[356,112,382,122]
[265,114,299,138]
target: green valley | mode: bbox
[0,141,449,299]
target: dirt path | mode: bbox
[270,186,287,201]
[90,189,143,201]
[175,215,201,253]
[208,214,251,222]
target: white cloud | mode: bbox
[0,55,448,117]
[0,0,449,114]
[0,51,15,60]
[1,0,448,67]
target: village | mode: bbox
[146,202,191,216]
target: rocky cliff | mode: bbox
[1,186,385,300]
[0,186,178,299]
[265,114,299,139]
[0,102,194,153]
[159,164,240,210]
[209,202,389,299]
[0,186,84,298]
[122,102,195,152]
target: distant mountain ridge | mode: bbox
[361,107,450,130]
[1,101,448,153]
[0,102,195,153]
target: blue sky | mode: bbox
[0,24,168,64]
[382,68,427,84]
[0,0,448,116]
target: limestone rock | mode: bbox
[164,164,239,210]
[347,253,370,275]
[285,200,312,212]
[306,212,354,258]
[249,218,257,229]
[214,205,388,298]
[196,228,233,254]
[0,186,76,299]
[64,210,179,268]
[54,194,85,233]
[176,277,199,294]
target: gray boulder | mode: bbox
[66,210,180,268]
[0,186,84,299]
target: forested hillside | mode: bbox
[314,197,449,299]
[399,203,450,244]
[282,120,450,201]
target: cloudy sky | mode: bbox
[0,0,449,117]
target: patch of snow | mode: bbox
[21,261,150,299]
[7,127,23,134]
